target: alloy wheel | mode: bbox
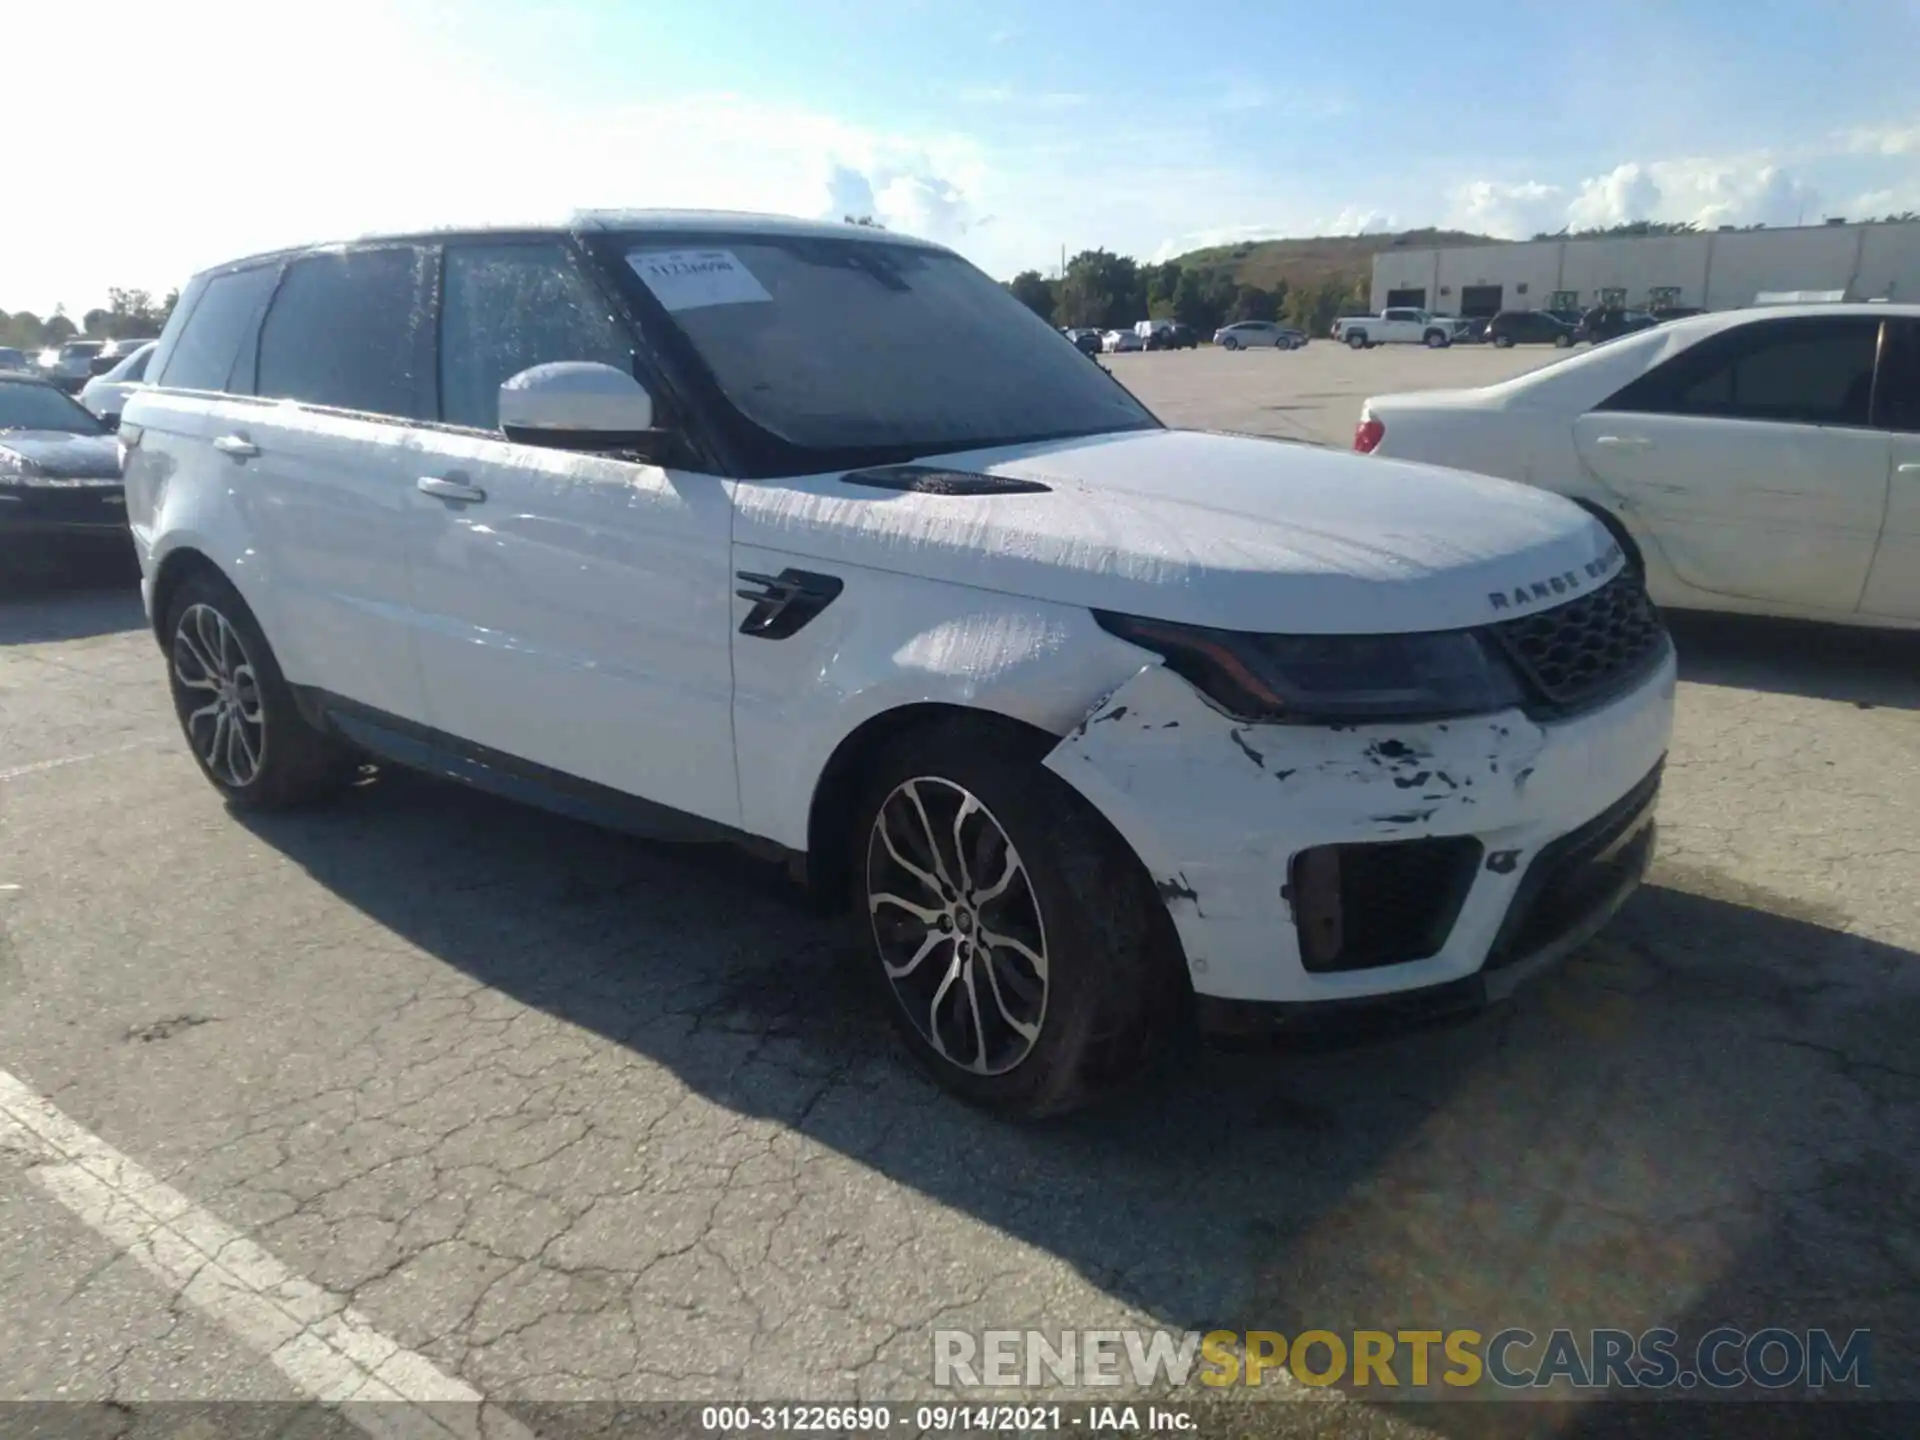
[866,777,1050,1076]
[172,603,267,788]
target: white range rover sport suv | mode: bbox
[121,212,1677,1118]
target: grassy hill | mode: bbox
[1170,227,1505,295]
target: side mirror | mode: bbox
[499,362,659,450]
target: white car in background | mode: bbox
[1355,304,1920,629]
[1332,308,1462,350]
[1214,321,1307,351]
[36,339,106,393]
[1102,328,1144,353]
[124,210,1674,1118]
[78,340,157,424]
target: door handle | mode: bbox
[1593,435,1652,449]
[417,476,487,503]
[212,434,259,459]
[1897,463,1920,475]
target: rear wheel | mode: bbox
[1425,330,1449,349]
[854,723,1177,1119]
[164,571,358,809]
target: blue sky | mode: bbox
[10,0,1920,314]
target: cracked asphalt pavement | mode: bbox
[2,346,1917,1437]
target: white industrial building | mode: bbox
[1370,218,1920,317]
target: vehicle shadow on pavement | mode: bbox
[1668,611,1920,711]
[235,768,1919,1413]
[0,559,144,644]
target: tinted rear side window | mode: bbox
[1600,317,1880,427]
[1874,319,1920,433]
[154,266,279,393]
[256,248,433,420]
[438,241,634,430]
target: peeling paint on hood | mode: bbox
[731,428,1614,635]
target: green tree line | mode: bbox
[1008,250,1367,338]
[0,287,177,351]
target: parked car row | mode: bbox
[1056,322,1204,354]
[1329,305,1712,351]
[8,336,160,394]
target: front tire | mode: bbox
[855,723,1177,1119]
[1347,332,1367,350]
[1222,336,1240,351]
[1425,330,1449,349]
[164,571,357,809]
[1554,333,1573,348]
[1493,335,1515,348]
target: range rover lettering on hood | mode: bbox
[1488,540,1625,612]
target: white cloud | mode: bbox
[1854,187,1920,216]
[1450,156,1824,238]
[1843,121,1920,156]
[3,0,997,314]
[1571,159,1818,231]
[957,85,1088,110]
[1448,181,1567,239]
[1210,79,1350,120]
[1563,163,1665,230]
[1323,208,1397,236]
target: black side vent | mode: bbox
[842,465,1051,496]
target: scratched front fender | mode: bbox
[1042,655,1676,1006]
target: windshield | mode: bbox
[606,233,1157,467]
[0,381,106,434]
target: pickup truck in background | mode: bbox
[1331,308,1463,350]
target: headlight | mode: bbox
[1093,612,1528,723]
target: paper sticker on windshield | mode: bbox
[627,249,772,312]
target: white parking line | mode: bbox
[0,1068,533,1438]
[0,740,166,783]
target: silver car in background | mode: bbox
[1213,321,1307,350]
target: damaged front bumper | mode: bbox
[1042,651,1676,1018]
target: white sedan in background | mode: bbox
[1102,328,1145,353]
[78,340,156,424]
[1355,304,1919,630]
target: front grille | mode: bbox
[1292,835,1482,973]
[1486,759,1663,969]
[1488,570,1669,717]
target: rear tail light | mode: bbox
[1354,417,1385,454]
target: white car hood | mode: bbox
[730,428,1620,634]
